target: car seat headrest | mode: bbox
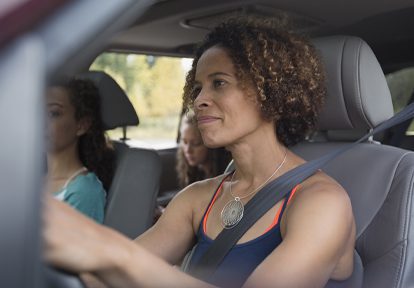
[77,70,139,130]
[312,36,394,133]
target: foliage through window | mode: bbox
[386,67,414,134]
[90,53,192,148]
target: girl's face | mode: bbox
[192,46,266,149]
[179,121,209,167]
[45,87,88,153]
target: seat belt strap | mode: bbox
[189,102,414,280]
[389,92,414,146]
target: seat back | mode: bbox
[291,36,414,288]
[78,71,161,239]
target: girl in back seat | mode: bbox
[176,112,231,188]
[153,113,231,223]
[44,77,114,223]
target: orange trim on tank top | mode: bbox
[262,184,300,234]
[203,176,228,233]
[203,177,300,235]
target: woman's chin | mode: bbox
[202,137,225,149]
[205,142,223,149]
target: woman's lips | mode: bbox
[197,116,220,125]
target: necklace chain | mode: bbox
[229,148,288,200]
[220,148,288,229]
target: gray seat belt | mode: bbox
[188,102,414,281]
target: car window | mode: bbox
[90,52,192,149]
[386,67,414,135]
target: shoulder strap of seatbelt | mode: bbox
[188,102,414,281]
[389,91,414,146]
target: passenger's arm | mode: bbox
[244,182,355,288]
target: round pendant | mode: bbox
[221,198,244,229]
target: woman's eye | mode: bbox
[213,79,226,88]
[48,110,61,118]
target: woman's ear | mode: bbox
[76,117,92,136]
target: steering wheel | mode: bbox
[44,266,86,288]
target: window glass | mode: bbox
[385,67,414,135]
[90,53,192,148]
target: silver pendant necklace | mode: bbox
[221,149,287,229]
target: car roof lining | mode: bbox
[93,0,414,74]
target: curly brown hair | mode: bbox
[55,77,114,190]
[176,114,231,188]
[183,17,326,146]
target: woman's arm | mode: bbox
[133,183,203,264]
[44,197,215,288]
[244,180,355,288]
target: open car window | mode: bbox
[386,67,414,135]
[90,52,192,149]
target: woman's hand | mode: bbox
[80,273,109,288]
[43,197,213,288]
[43,196,115,273]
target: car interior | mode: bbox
[293,35,414,288]
[1,0,414,287]
[78,70,161,239]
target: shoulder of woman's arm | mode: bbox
[135,175,226,263]
[285,175,353,231]
[245,175,354,287]
[171,174,228,210]
[161,174,227,228]
[281,175,354,249]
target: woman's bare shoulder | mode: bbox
[165,174,229,217]
[166,174,230,232]
[247,174,356,287]
[292,171,349,202]
[174,173,229,204]
[302,172,350,204]
[282,171,354,236]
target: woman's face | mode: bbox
[45,87,86,153]
[179,121,209,167]
[193,46,266,148]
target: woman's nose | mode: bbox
[193,88,211,111]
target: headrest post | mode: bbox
[120,126,129,142]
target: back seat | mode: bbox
[79,71,161,239]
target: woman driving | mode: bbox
[44,17,355,288]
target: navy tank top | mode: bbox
[187,173,299,288]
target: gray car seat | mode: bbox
[289,36,414,288]
[79,71,162,239]
[221,36,414,287]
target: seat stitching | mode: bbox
[341,37,357,128]
[395,153,414,288]
[354,40,372,129]
[358,151,413,287]
[356,151,409,239]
